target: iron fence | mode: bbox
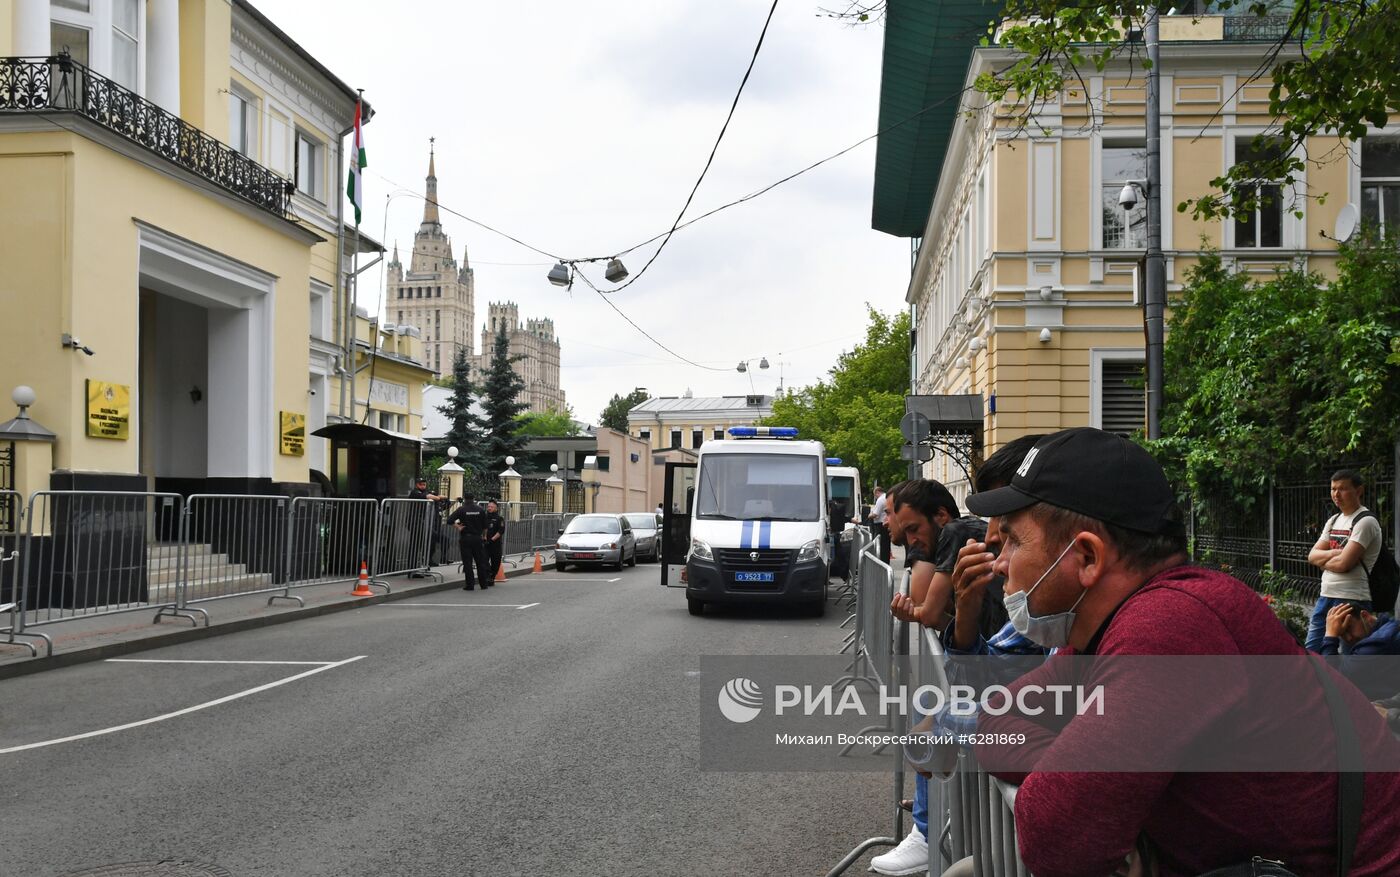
[519,477,552,508]
[1192,468,1395,602]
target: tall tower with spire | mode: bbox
[385,139,476,376]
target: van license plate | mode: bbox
[735,572,774,583]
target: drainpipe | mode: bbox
[334,115,349,421]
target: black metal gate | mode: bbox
[0,441,13,532]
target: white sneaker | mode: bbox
[870,828,927,876]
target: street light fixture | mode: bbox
[547,261,571,287]
[604,258,629,283]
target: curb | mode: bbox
[0,563,542,681]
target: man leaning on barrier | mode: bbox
[962,427,1400,877]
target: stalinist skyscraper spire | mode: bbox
[385,139,475,376]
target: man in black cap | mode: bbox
[408,476,442,503]
[447,494,492,590]
[962,427,1400,877]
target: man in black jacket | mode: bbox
[447,495,492,590]
[485,500,506,582]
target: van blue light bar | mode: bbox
[728,426,798,438]
[826,458,843,465]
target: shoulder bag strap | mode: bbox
[1352,510,1378,576]
[1309,659,1364,876]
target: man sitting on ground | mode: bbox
[1318,602,1400,700]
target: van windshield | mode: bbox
[829,475,856,519]
[696,454,821,522]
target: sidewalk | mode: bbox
[0,551,548,679]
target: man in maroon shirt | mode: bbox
[964,427,1400,877]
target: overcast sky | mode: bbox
[258,0,911,424]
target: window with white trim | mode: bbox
[1361,138,1400,237]
[1233,138,1285,248]
[50,0,143,93]
[1102,142,1146,249]
[294,130,323,200]
[228,86,257,158]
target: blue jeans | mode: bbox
[913,772,928,837]
[1305,596,1372,653]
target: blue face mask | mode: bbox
[1004,540,1084,648]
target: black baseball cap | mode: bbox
[415,476,428,484]
[966,427,1176,534]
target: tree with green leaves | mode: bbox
[482,323,529,467]
[763,307,909,489]
[599,388,652,432]
[1146,232,1400,519]
[972,0,1400,219]
[515,406,582,437]
[438,348,489,476]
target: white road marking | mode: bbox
[0,656,366,755]
[105,659,334,666]
[377,603,537,609]
[607,578,621,583]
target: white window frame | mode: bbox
[1090,348,1147,431]
[1225,133,1301,250]
[294,129,324,201]
[50,0,145,95]
[228,83,259,159]
[1098,138,1148,250]
[1360,136,1400,237]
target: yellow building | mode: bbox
[0,0,376,497]
[872,6,1395,493]
[626,394,774,451]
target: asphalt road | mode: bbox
[1,562,896,877]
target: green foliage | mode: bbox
[515,407,581,437]
[482,324,529,466]
[1145,233,1400,520]
[437,348,489,476]
[972,0,1400,219]
[762,306,910,488]
[599,388,652,432]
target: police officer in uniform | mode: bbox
[447,494,492,590]
[484,500,506,582]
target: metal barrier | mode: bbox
[835,540,892,700]
[373,498,440,586]
[826,559,911,876]
[0,490,50,656]
[179,494,294,617]
[14,490,202,630]
[917,618,1030,876]
[280,496,381,601]
[496,501,538,559]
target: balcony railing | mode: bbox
[1223,13,1295,41]
[0,54,293,219]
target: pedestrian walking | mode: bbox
[485,500,506,581]
[447,494,492,590]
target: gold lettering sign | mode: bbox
[280,411,306,457]
[85,380,130,440]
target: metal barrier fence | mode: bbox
[497,501,538,558]
[916,614,1030,876]
[180,495,292,616]
[838,527,872,654]
[281,497,382,601]
[15,491,197,631]
[827,554,911,877]
[374,498,440,586]
[0,489,50,656]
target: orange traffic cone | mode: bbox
[532,551,544,573]
[494,560,506,583]
[351,561,374,597]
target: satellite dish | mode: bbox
[1335,203,1360,242]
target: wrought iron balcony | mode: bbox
[1223,14,1295,41]
[0,53,293,219]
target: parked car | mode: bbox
[624,513,662,562]
[555,514,637,571]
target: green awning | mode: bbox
[871,0,998,238]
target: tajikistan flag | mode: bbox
[346,99,366,225]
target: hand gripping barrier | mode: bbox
[825,563,912,876]
[918,623,1030,876]
[0,489,51,656]
[373,498,441,586]
[14,490,203,632]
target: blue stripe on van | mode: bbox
[759,521,771,549]
[741,520,754,548]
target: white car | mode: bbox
[624,513,662,563]
[555,514,637,571]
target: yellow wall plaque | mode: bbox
[85,380,130,440]
[280,411,306,456]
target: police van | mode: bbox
[826,461,863,528]
[659,426,830,617]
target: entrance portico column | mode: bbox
[12,0,49,57]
